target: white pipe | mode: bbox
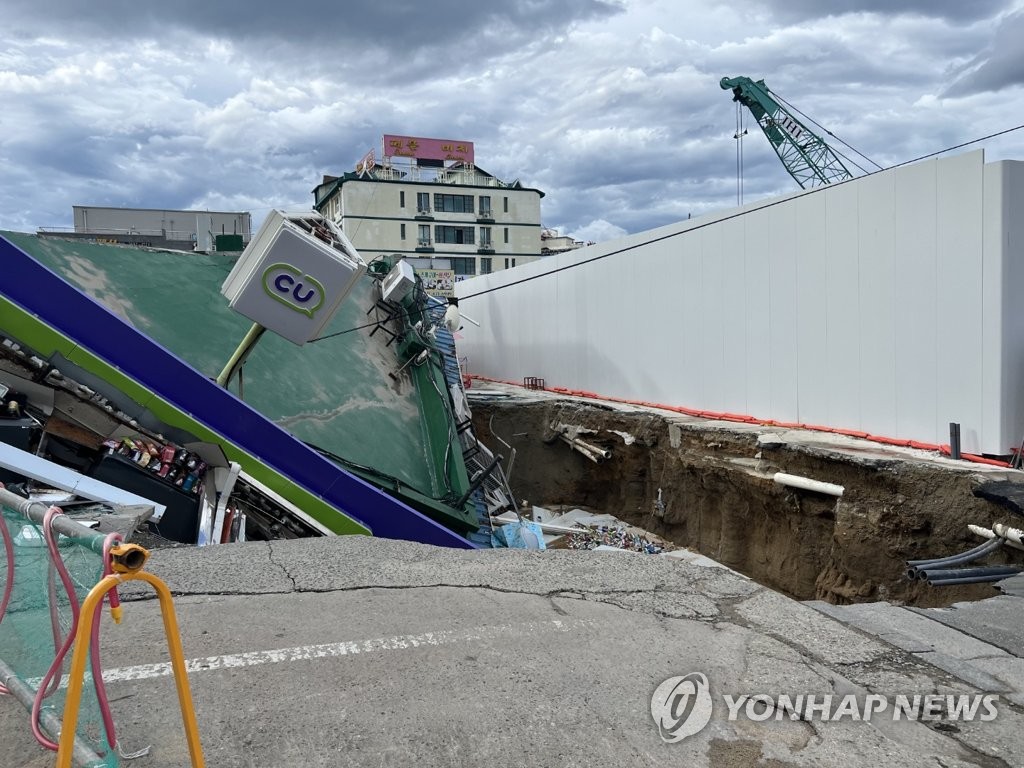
[967,523,1024,552]
[773,472,844,497]
[994,523,1024,548]
[490,514,590,535]
[557,434,605,463]
[969,523,995,539]
[571,436,611,460]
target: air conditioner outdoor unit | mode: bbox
[221,210,366,345]
[381,260,416,304]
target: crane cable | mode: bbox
[734,102,748,205]
[769,88,885,173]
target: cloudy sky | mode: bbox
[2,0,1023,243]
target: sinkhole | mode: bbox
[471,397,1019,608]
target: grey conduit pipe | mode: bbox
[906,537,1004,567]
[923,571,1024,586]
[905,537,1006,579]
[922,565,1024,584]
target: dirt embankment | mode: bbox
[473,399,1021,607]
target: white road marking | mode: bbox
[92,617,589,684]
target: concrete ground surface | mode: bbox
[1,536,1022,768]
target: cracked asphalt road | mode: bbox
[1,537,1021,767]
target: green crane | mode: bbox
[721,76,853,189]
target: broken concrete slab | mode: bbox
[733,591,891,665]
[909,596,1024,658]
[824,602,1010,660]
[998,573,1024,597]
[972,479,1024,518]
[915,651,1008,693]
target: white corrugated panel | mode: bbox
[457,150,1024,455]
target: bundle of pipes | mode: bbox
[906,523,1024,586]
[556,431,611,464]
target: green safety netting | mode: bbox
[0,502,122,767]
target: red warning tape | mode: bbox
[464,375,1011,468]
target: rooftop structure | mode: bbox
[541,227,592,255]
[38,205,252,252]
[312,135,545,279]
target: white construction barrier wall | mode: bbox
[456,150,1024,456]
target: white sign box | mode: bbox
[221,210,366,345]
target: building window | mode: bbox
[434,194,474,213]
[480,257,492,274]
[417,192,430,214]
[504,258,516,269]
[479,195,492,217]
[418,224,431,246]
[503,227,509,244]
[503,196,509,213]
[400,190,405,208]
[450,257,476,276]
[400,223,406,240]
[480,226,492,248]
[435,225,475,245]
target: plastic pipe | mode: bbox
[773,472,844,497]
[906,537,1005,578]
[491,514,589,535]
[570,436,611,460]
[923,565,1023,583]
[994,523,1024,547]
[968,524,1024,553]
[924,571,1023,586]
[557,434,605,464]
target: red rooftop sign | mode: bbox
[382,134,474,165]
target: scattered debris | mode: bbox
[491,504,670,554]
[607,429,636,445]
[564,526,664,554]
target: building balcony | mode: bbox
[415,208,433,220]
[415,239,434,253]
[476,211,494,223]
[477,246,495,254]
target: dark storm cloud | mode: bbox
[3,0,1024,240]
[4,0,621,56]
[944,10,1024,96]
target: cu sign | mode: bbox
[261,263,325,318]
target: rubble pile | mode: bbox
[564,526,664,554]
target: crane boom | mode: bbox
[721,76,853,189]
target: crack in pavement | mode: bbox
[266,540,298,591]
[121,578,726,623]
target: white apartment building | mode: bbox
[312,136,544,276]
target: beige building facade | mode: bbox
[312,150,544,277]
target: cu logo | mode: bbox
[650,672,714,743]
[261,263,325,318]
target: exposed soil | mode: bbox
[473,398,1023,607]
